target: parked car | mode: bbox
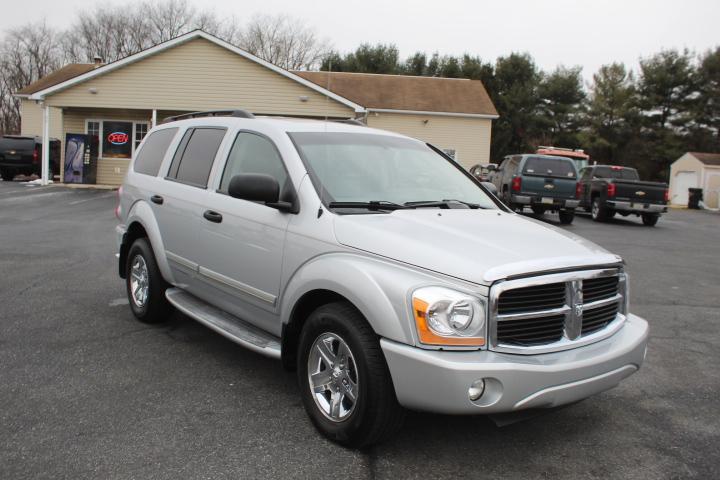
[116,110,648,447]
[0,135,60,180]
[577,165,668,226]
[491,154,580,224]
[469,163,497,182]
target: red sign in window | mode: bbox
[107,132,129,145]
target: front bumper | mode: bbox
[512,195,579,209]
[381,313,648,414]
[608,200,667,214]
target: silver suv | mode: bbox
[116,110,649,447]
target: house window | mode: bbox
[85,119,149,159]
[135,123,148,150]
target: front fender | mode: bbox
[280,253,476,345]
[126,200,174,284]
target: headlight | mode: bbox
[412,286,487,346]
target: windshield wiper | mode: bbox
[328,201,414,211]
[404,199,485,209]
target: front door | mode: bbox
[194,131,293,333]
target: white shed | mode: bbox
[668,152,720,208]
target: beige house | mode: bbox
[15,30,497,186]
[668,152,720,208]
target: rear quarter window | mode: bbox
[522,157,577,178]
[133,128,178,176]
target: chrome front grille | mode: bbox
[490,269,626,354]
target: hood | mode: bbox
[333,210,621,284]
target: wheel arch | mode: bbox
[279,254,420,371]
[120,201,174,283]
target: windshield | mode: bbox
[522,156,577,179]
[290,132,498,210]
[593,166,640,180]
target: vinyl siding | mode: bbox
[704,167,720,208]
[45,38,353,118]
[20,99,62,140]
[366,112,492,169]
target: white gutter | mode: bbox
[367,108,498,119]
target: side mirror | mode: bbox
[481,182,498,195]
[228,173,297,213]
[228,173,279,203]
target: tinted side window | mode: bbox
[170,128,226,187]
[133,128,178,176]
[219,132,288,194]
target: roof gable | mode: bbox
[23,30,363,113]
[689,152,720,166]
[294,71,498,117]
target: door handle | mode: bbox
[203,210,223,223]
[150,195,164,205]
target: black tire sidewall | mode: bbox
[297,303,397,447]
[559,210,574,224]
[125,238,168,323]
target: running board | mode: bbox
[165,288,281,359]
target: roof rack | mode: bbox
[333,118,366,127]
[163,109,255,123]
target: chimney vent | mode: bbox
[93,56,103,67]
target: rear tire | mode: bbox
[642,213,659,226]
[0,168,15,181]
[125,238,171,323]
[297,302,405,447]
[558,210,575,224]
[591,198,608,222]
[531,205,545,216]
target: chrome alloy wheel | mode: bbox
[307,332,359,422]
[129,254,149,308]
[591,200,599,219]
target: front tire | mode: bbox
[642,213,659,226]
[125,238,171,323]
[591,198,608,222]
[297,302,405,447]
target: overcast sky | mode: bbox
[2,0,718,80]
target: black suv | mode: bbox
[0,135,60,180]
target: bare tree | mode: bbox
[0,21,63,134]
[0,4,333,134]
[239,14,331,70]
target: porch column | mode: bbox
[152,109,157,127]
[41,103,50,185]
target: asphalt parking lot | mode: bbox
[1,181,718,479]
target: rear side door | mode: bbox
[193,130,293,333]
[150,126,227,291]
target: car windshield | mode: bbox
[290,132,498,210]
[522,156,577,178]
[593,167,640,180]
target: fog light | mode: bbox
[468,379,485,401]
